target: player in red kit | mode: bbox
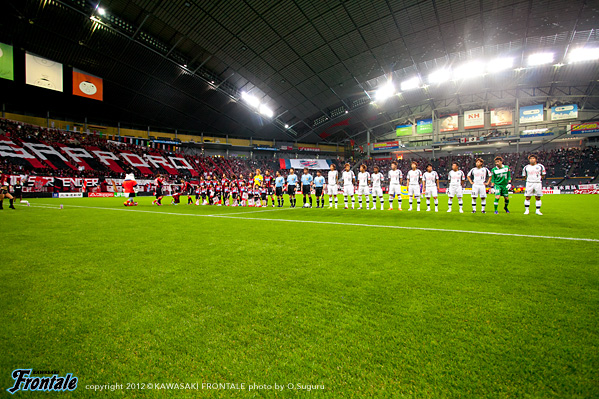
[152,174,165,206]
[180,178,194,205]
[263,170,275,207]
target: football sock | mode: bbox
[409,198,413,207]
[351,196,355,206]
[458,198,463,208]
[335,197,338,205]
[389,195,394,207]
[426,199,430,207]
[329,196,332,206]
[309,196,312,205]
[417,198,420,206]
[344,196,348,207]
[380,195,384,205]
[504,198,509,210]
[494,200,499,211]
[359,196,362,206]
[10,198,14,206]
[398,198,402,207]
[536,200,542,211]
[448,198,453,207]
[525,199,530,210]
[434,199,438,208]
[367,195,371,206]
[481,200,486,211]
[472,199,476,209]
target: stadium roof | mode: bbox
[1,0,599,143]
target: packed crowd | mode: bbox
[2,119,598,187]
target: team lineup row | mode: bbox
[120,155,547,215]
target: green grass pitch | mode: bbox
[1,194,598,398]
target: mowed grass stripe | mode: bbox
[29,203,599,243]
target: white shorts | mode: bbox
[408,185,421,197]
[372,187,383,197]
[343,185,354,196]
[327,185,338,195]
[525,182,543,197]
[471,184,487,198]
[357,185,370,195]
[447,185,463,198]
[389,184,401,196]
[424,187,438,198]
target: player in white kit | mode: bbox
[341,163,356,209]
[447,162,465,213]
[422,164,439,212]
[467,158,491,213]
[522,154,546,215]
[370,165,385,210]
[387,161,403,211]
[327,164,339,209]
[356,164,371,210]
[406,161,422,211]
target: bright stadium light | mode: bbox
[241,91,260,108]
[259,104,274,118]
[401,77,420,91]
[453,61,485,80]
[568,48,599,63]
[374,81,395,102]
[97,7,106,16]
[428,68,451,84]
[528,52,554,66]
[284,124,289,129]
[487,57,514,73]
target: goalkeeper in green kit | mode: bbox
[490,156,511,214]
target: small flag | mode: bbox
[60,204,63,209]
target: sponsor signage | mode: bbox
[570,122,599,135]
[396,124,413,136]
[298,146,320,152]
[519,104,544,124]
[520,128,553,137]
[579,184,598,190]
[574,189,599,194]
[254,146,277,151]
[551,104,578,121]
[88,192,115,198]
[490,108,513,126]
[152,139,180,145]
[542,189,561,195]
[52,192,84,198]
[416,119,433,134]
[373,141,400,151]
[464,109,484,129]
[439,114,458,132]
[279,145,293,151]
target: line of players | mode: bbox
[149,154,546,215]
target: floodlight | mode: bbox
[528,52,554,66]
[453,61,484,79]
[241,92,260,108]
[259,104,274,118]
[487,57,514,73]
[428,69,451,84]
[97,7,106,16]
[374,81,395,102]
[401,77,420,91]
[568,48,599,63]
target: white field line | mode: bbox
[28,203,599,243]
